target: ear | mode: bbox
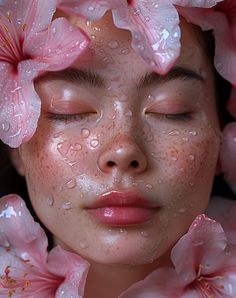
[8,148,25,177]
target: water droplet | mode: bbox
[52,27,56,34]
[90,139,99,148]
[189,130,197,136]
[1,121,10,132]
[119,228,127,234]
[182,137,189,142]
[189,155,195,161]
[62,201,73,210]
[146,183,153,189]
[120,48,130,55]
[172,156,178,161]
[79,239,89,249]
[66,179,77,189]
[193,239,204,246]
[107,40,119,49]
[141,231,149,238]
[88,6,95,11]
[47,197,54,207]
[81,128,90,139]
[168,129,180,136]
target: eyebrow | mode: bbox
[138,66,204,89]
[39,67,105,88]
[39,66,204,89]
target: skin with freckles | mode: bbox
[12,13,220,298]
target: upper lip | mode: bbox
[86,190,160,209]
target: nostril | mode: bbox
[107,161,116,167]
[130,160,139,168]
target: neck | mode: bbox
[84,252,171,298]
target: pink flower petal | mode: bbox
[171,215,227,280]
[173,0,223,7]
[31,17,90,71]
[220,122,236,194]
[48,246,89,298]
[119,268,186,298]
[112,1,181,74]
[57,0,121,20]
[0,63,41,148]
[0,194,48,266]
[177,0,236,85]
[0,194,90,297]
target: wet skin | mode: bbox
[13,13,220,297]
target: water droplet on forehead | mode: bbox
[107,40,119,49]
[61,201,73,210]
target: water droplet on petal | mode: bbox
[1,121,10,132]
[62,201,73,210]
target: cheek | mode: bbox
[150,125,220,195]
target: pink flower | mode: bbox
[177,0,236,86]
[0,194,90,297]
[0,0,90,148]
[120,214,236,298]
[58,0,221,75]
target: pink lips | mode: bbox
[86,191,160,226]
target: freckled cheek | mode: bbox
[151,132,219,190]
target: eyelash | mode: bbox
[164,113,193,121]
[46,113,93,122]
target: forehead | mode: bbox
[68,12,211,78]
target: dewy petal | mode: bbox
[177,2,236,85]
[57,0,121,20]
[0,62,41,148]
[171,214,227,281]
[48,246,90,298]
[30,17,90,72]
[172,0,223,7]
[0,194,48,266]
[119,267,186,298]
[220,122,236,194]
[112,1,181,75]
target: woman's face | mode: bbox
[15,14,220,266]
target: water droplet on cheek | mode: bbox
[140,231,149,238]
[146,183,153,189]
[47,197,54,207]
[90,139,99,148]
[189,154,195,161]
[79,239,89,249]
[61,201,73,210]
[81,128,90,139]
[65,179,77,189]
[168,130,180,136]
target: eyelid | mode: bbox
[146,101,190,115]
[49,99,97,114]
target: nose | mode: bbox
[97,136,148,174]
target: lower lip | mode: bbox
[87,207,157,226]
